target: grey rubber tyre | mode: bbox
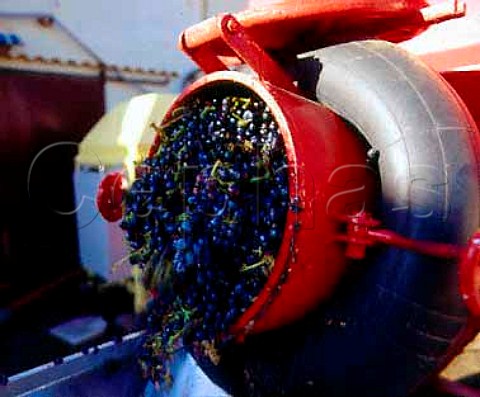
[197,40,480,397]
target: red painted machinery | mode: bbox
[98,0,480,396]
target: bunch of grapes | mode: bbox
[121,94,289,387]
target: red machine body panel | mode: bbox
[180,0,480,135]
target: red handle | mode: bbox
[180,14,299,93]
[96,171,127,222]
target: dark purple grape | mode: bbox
[121,93,289,387]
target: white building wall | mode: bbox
[204,0,247,17]
[53,0,201,78]
[1,0,249,104]
[0,0,55,14]
[0,16,99,64]
[1,1,248,84]
[105,80,174,111]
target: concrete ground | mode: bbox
[410,333,480,397]
[442,333,480,384]
[435,333,480,396]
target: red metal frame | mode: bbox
[181,9,480,334]
[217,14,299,93]
[179,1,465,71]
[441,71,480,132]
[336,212,462,260]
[335,212,480,397]
[96,4,480,395]
[99,10,480,331]
[460,235,480,317]
[336,212,480,317]
[147,69,374,336]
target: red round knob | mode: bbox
[96,171,127,222]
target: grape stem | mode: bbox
[240,254,274,272]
